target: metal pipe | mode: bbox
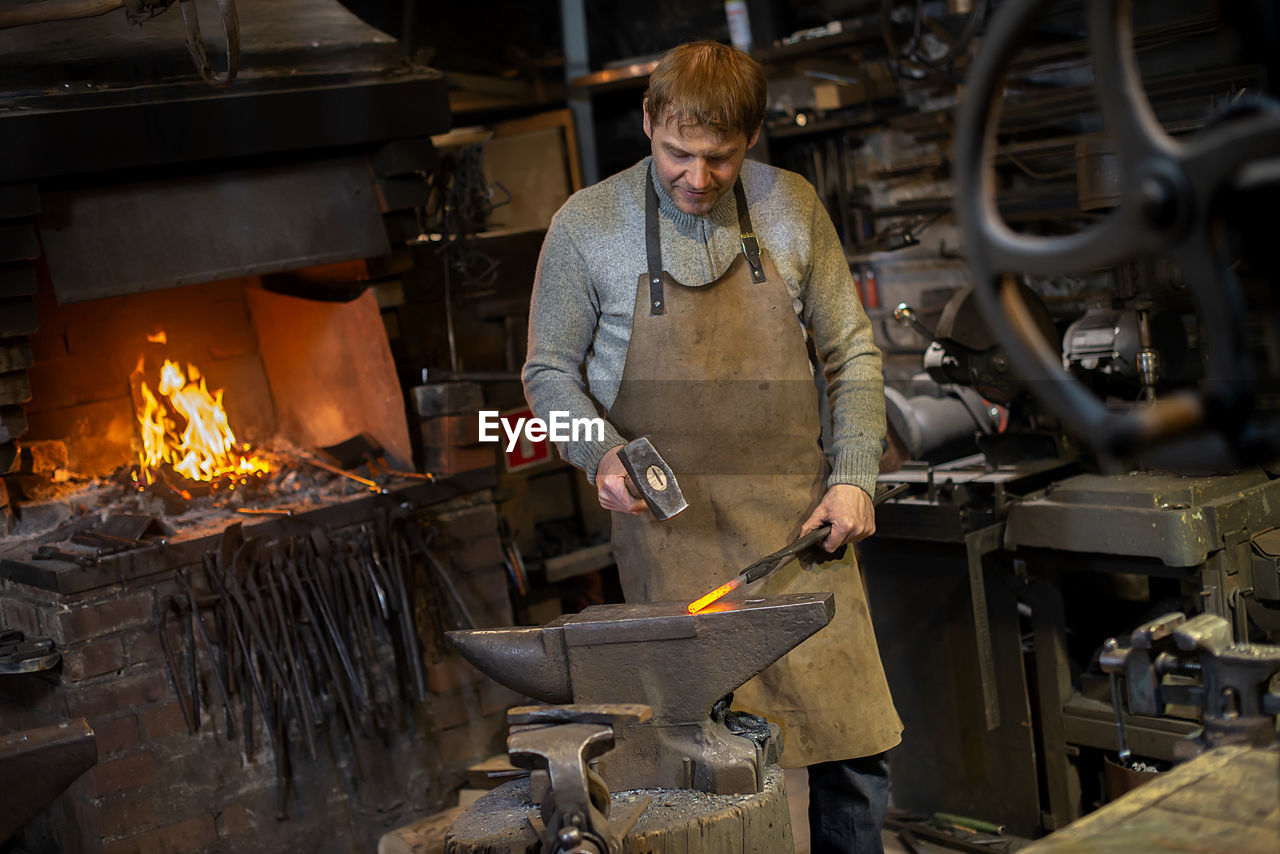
[1136,309,1160,402]
[1109,671,1132,763]
[893,302,936,340]
[423,547,478,631]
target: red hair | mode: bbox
[644,41,766,141]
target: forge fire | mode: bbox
[132,350,272,490]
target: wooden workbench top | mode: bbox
[1024,744,1279,853]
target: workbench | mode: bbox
[1022,745,1279,853]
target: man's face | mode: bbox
[644,109,760,217]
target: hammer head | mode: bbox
[617,437,687,521]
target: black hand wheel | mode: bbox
[954,0,1280,462]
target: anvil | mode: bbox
[446,592,833,794]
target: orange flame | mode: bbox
[134,355,270,486]
[687,577,742,614]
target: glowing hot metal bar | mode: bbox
[687,577,741,614]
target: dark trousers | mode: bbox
[808,753,891,854]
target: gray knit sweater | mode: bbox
[522,156,885,497]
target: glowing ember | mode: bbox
[133,355,270,487]
[687,577,742,614]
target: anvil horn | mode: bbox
[445,625,573,703]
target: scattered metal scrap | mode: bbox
[886,808,1022,853]
[312,432,438,492]
[29,513,174,566]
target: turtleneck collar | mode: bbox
[647,157,740,231]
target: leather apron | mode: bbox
[606,168,902,767]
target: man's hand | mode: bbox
[596,445,646,515]
[799,484,875,551]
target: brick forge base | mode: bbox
[0,489,520,854]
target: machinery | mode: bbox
[863,0,1280,837]
[954,0,1280,470]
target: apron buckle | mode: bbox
[740,233,766,283]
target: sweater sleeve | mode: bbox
[795,186,886,497]
[522,212,627,482]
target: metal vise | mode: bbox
[1100,612,1280,758]
[506,704,652,854]
[446,592,834,794]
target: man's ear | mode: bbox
[747,125,761,149]
[642,99,653,139]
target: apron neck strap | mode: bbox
[733,179,767,284]
[645,163,665,315]
[645,163,766,316]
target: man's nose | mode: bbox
[687,159,711,189]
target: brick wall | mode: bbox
[0,491,520,853]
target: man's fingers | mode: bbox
[622,475,642,500]
[799,510,828,538]
[599,476,646,515]
[601,495,643,515]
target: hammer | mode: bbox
[616,437,687,521]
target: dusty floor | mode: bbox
[785,769,912,854]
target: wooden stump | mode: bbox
[443,765,793,854]
[378,805,468,854]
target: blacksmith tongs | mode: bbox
[739,482,909,583]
